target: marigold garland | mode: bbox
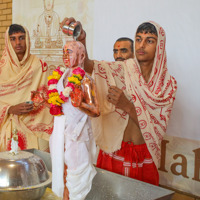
[47,66,85,116]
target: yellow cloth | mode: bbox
[0,26,53,151]
[91,21,177,168]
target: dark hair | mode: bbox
[136,22,157,36]
[116,37,134,52]
[9,24,25,36]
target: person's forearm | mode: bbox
[84,56,94,75]
[124,102,140,128]
[78,31,94,74]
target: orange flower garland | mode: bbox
[48,66,85,116]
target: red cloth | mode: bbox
[96,141,159,186]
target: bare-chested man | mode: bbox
[60,18,177,186]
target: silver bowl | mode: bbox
[0,151,52,200]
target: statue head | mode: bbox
[43,0,54,11]
[63,40,85,68]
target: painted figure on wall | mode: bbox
[37,0,60,38]
[33,0,63,49]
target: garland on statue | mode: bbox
[47,66,85,116]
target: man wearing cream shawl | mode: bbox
[0,24,53,152]
[61,18,177,186]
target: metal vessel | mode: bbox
[0,151,51,200]
[62,22,81,39]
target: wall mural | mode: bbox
[13,0,94,75]
[31,0,65,73]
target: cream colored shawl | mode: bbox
[0,26,53,151]
[91,21,177,168]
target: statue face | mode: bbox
[63,41,85,68]
[63,46,78,68]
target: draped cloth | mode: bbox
[91,21,177,168]
[50,70,96,199]
[0,26,53,151]
[97,141,159,185]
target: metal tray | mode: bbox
[25,149,174,200]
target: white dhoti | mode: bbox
[50,70,96,199]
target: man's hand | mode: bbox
[60,17,86,42]
[107,86,131,112]
[8,102,33,115]
[107,86,139,126]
